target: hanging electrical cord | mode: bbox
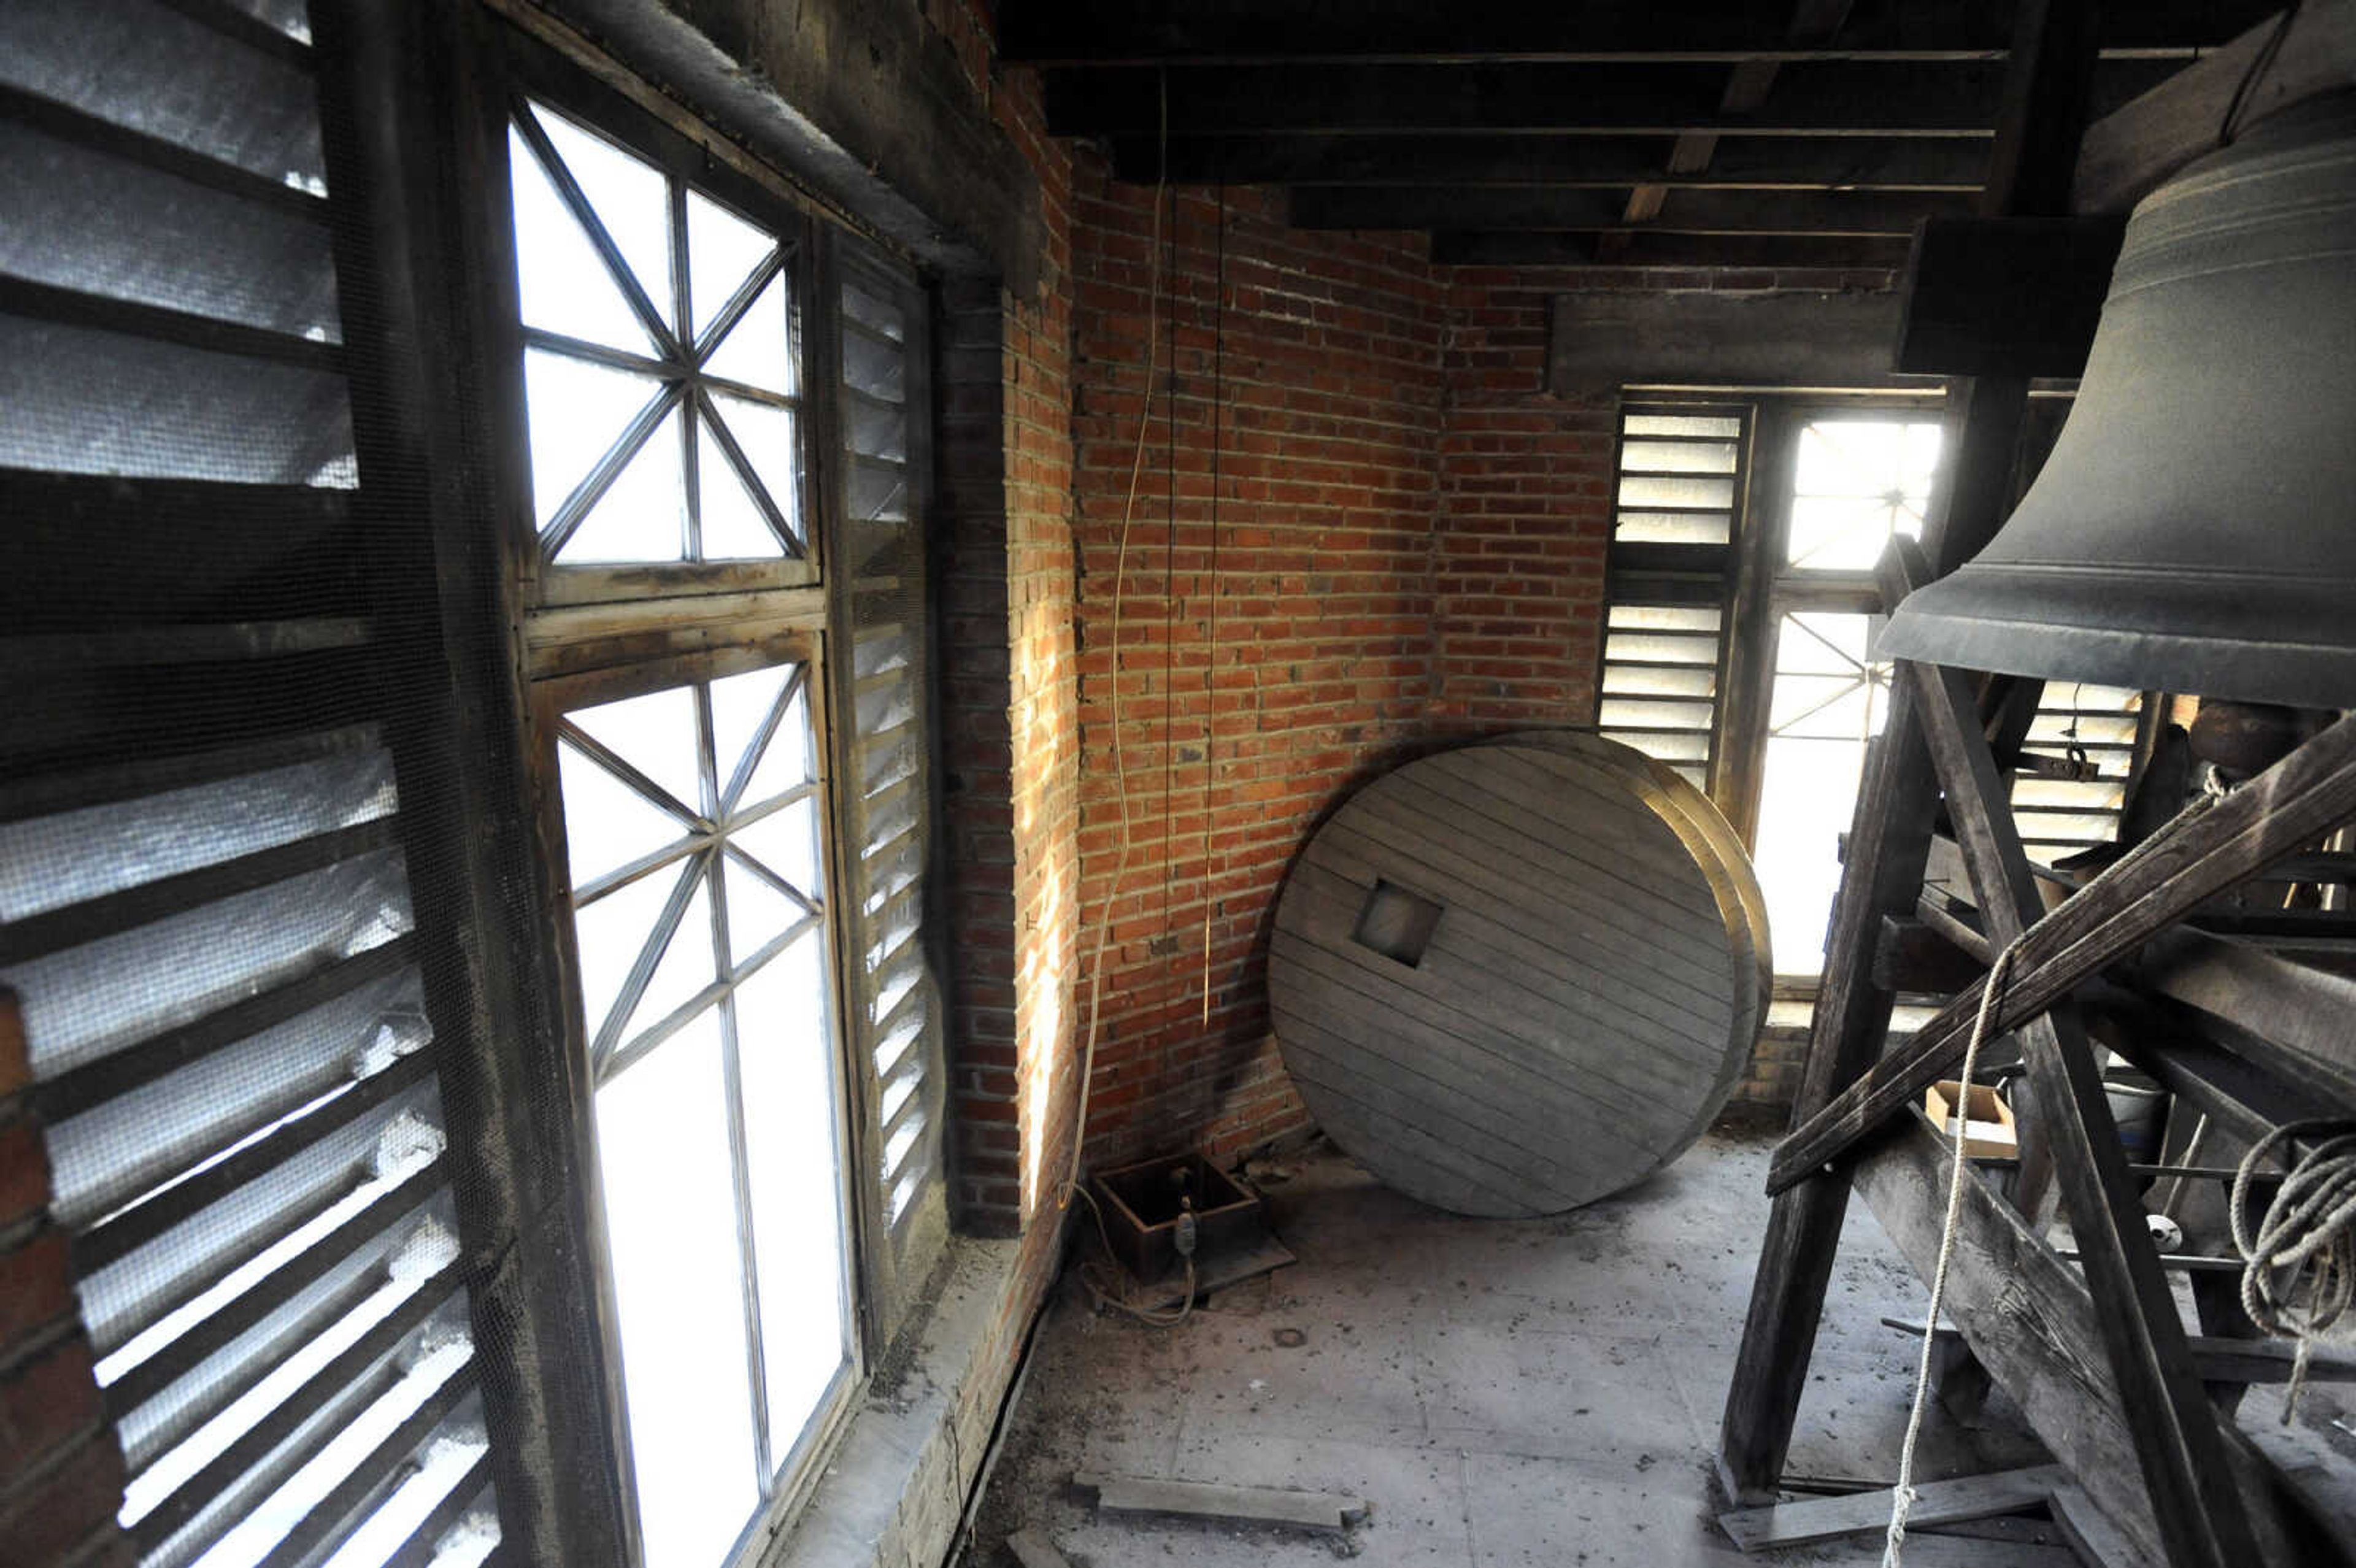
[1199,185,1224,1028]
[1884,939,2022,1567]
[1059,75,1173,1296]
[2231,1119,2356,1418]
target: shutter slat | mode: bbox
[75,1049,438,1274]
[102,1163,446,1418]
[34,939,415,1123]
[0,818,401,965]
[128,1261,463,1547]
[253,1365,480,1568]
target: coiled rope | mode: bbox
[2230,1119,2356,1420]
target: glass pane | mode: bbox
[620,867,717,1042]
[522,349,661,532]
[687,187,778,344]
[706,394,799,540]
[703,272,791,395]
[697,428,788,562]
[737,679,815,809]
[558,738,693,890]
[732,797,821,904]
[530,104,674,331]
[1785,417,1943,572]
[555,402,688,566]
[508,123,650,353]
[572,859,690,1044]
[735,933,851,1470]
[1752,612,1892,978]
[720,851,804,967]
[594,1010,760,1568]
[569,687,705,819]
[709,666,790,794]
[1787,495,1903,572]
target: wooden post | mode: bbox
[1892,540,2258,1568]
[1714,0,2103,1503]
[1715,0,2101,1497]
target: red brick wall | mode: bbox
[1064,166,1450,1170]
[1431,268,1620,733]
[932,30,1087,1239]
[0,996,134,1568]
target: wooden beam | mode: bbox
[2075,0,2356,213]
[1434,232,1911,269]
[1892,548,2258,1568]
[1854,1116,2326,1568]
[2126,929,2356,1115]
[1546,288,1912,400]
[1719,1466,2065,1551]
[1717,691,1944,1504]
[1042,60,2185,139]
[1715,3,2108,1510]
[999,0,2279,66]
[1768,709,2356,1192]
[1110,135,1991,190]
[1895,215,2126,377]
[1619,1,1857,245]
[1295,186,1968,236]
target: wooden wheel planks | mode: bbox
[1268,732,1770,1217]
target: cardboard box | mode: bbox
[1923,1080,2018,1159]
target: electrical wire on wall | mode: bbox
[1201,185,1224,1027]
[1060,72,1198,1326]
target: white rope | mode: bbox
[1884,940,2020,1567]
[2230,1120,2356,1419]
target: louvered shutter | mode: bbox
[828,244,949,1299]
[0,3,503,1565]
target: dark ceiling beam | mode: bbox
[1293,185,1970,236]
[1041,60,2184,139]
[1109,134,1991,190]
[1615,0,1857,239]
[1430,231,1913,269]
[999,0,2278,67]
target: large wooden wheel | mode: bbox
[1268,733,1769,1216]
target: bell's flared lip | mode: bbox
[1881,566,2356,710]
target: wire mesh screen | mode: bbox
[0,2,516,1565]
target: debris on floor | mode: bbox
[1003,1526,1071,1568]
[1076,1470,1367,1532]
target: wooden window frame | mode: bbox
[477,28,827,617]
[444,11,946,1564]
[525,632,868,1566]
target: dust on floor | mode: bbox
[960,1123,2055,1567]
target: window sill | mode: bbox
[758,1232,1034,1568]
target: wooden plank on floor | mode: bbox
[1075,1473,1364,1532]
[1004,1528,1071,1568]
[1717,1465,2065,1551]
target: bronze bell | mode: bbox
[1877,93,2356,709]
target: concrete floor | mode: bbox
[963,1121,2059,1567]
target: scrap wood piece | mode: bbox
[1004,1526,1071,1568]
[1074,1471,1365,1533]
[1717,1464,2066,1552]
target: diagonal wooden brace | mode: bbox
[1881,536,2257,1568]
[1768,675,2356,1196]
